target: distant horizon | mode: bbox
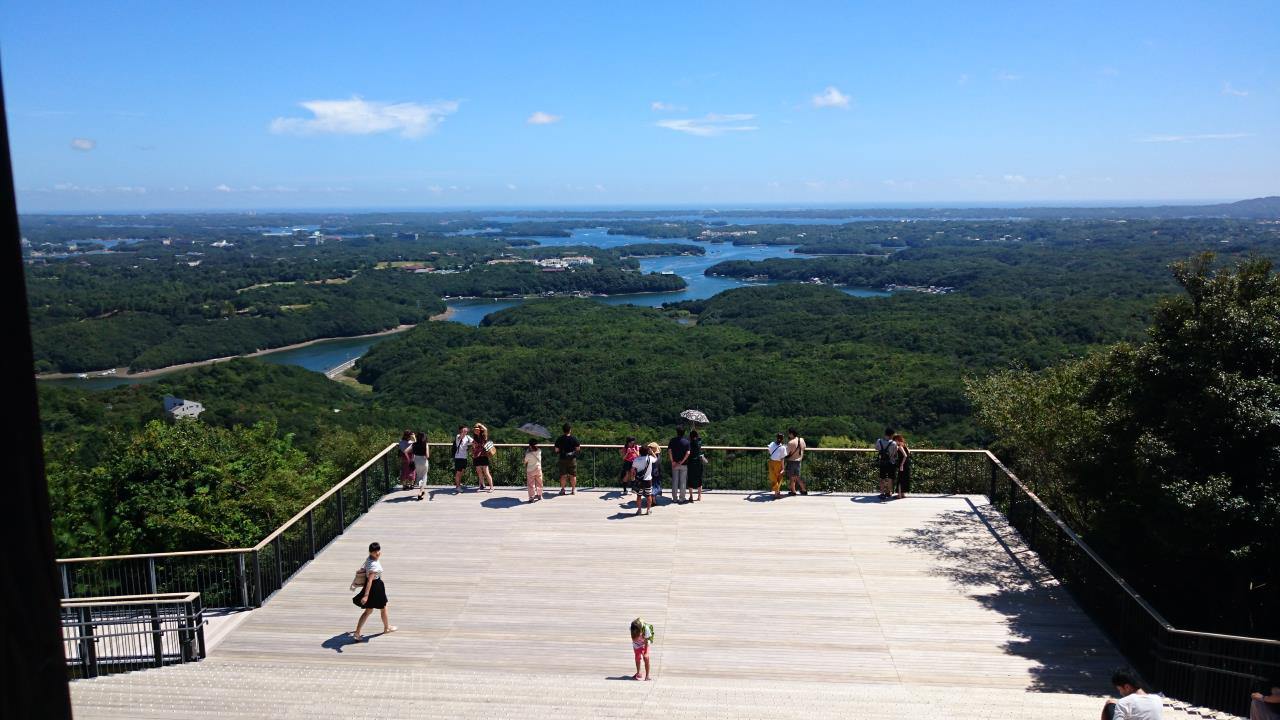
[17,196,1271,217]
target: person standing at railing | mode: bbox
[352,541,395,642]
[523,439,544,502]
[767,433,787,498]
[619,437,639,495]
[472,423,495,493]
[399,432,416,492]
[687,429,705,502]
[785,428,808,496]
[412,430,430,501]
[554,424,580,495]
[669,426,691,504]
[875,428,899,501]
[893,434,911,500]
[1101,669,1162,719]
[452,425,473,492]
[631,442,657,515]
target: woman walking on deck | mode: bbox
[399,431,416,491]
[352,542,395,641]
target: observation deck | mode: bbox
[61,446,1268,718]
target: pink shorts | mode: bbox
[633,647,648,661]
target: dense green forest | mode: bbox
[968,255,1279,637]
[28,208,1280,638]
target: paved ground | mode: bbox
[70,487,1196,719]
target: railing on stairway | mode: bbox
[54,442,1278,714]
[61,592,206,679]
[58,442,399,610]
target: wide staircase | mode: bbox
[59,445,1275,719]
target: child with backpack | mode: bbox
[630,618,654,680]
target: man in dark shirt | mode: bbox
[668,426,692,504]
[553,423,581,495]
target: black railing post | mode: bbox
[79,605,97,679]
[338,486,346,532]
[308,510,316,559]
[988,456,997,502]
[362,472,369,512]
[252,550,263,607]
[59,564,69,599]
[149,603,163,668]
[147,557,158,594]
[273,536,284,593]
[236,553,249,608]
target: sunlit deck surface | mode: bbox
[69,488,1198,719]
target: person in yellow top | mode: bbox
[767,433,787,498]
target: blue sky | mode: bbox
[2,1,1277,211]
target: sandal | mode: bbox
[383,626,397,634]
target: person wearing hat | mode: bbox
[632,442,661,515]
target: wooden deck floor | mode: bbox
[71,487,1171,718]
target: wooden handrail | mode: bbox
[57,547,248,564]
[423,442,987,453]
[252,442,397,551]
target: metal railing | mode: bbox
[421,442,994,495]
[61,592,206,679]
[57,443,399,609]
[984,453,1280,716]
[54,440,1278,713]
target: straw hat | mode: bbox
[645,441,661,453]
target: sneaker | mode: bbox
[787,490,796,496]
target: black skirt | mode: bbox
[353,577,388,609]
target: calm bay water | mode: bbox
[44,227,887,389]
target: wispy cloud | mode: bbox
[957,73,971,85]
[1222,82,1250,97]
[996,71,1023,82]
[656,113,758,137]
[1003,174,1028,184]
[1100,66,1120,77]
[526,111,562,125]
[214,184,234,192]
[811,86,850,109]
[1137,132,1253,143]
[270,96,459,138]
[650,101,685,112]
[70,138,96,151]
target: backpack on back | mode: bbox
[877,439,898,467]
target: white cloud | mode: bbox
[650,101,685,112]
[114,186,147,194]
[526,111,562,125]
[957,74,971,85]
[656,113,758,137]
[1003,174,1028,184]
[214,183,234,192]
[1222,82,1249,97]
[1100,67,1120,77]
[270,96,458,139]
[811,86,850,109]
[1137,133,1253,143]
[70,138,96,151]
[996,71,1023,82]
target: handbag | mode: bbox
[349,568,367,591]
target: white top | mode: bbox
[523,448,541,470]
[454,434,473,459]
[1113,693,1163,720]
[632,455,655,481]
[361,557,383,579]
[768,441,787,461]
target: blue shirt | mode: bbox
[668,436,691,464]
